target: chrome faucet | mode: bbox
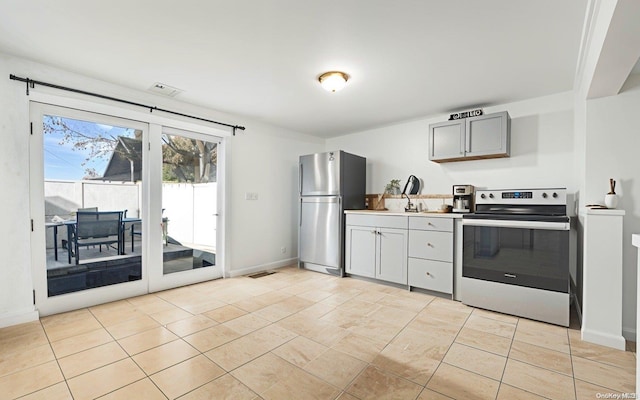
[403,193,418,212]
[401,175,420,212]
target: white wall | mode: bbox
[0,56,38,326]
[0,52,323,326]
[584,73,640,339]
[228,122,323,276]
[327,92,576,196]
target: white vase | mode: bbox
[604,194,618,209]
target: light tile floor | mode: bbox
[0,265,636,399]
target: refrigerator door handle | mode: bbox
[299,198,303,227]
[298,163,303,195]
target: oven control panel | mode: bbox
[502,191,533,199]
[476,188,566,205]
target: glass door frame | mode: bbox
[29,99,229,315]
[147,126,226,292]
[29,102,150,316]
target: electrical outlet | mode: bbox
[280,246,286,254]
[245,192,259,200]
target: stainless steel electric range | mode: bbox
[460,188,571,326]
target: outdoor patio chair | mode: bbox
[74,211,123,264]
[61,207,99,254]
[75,207,99,249]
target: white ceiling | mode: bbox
[0,0,587,137]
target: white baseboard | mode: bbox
[0,309,39,329]
[569,293,637,345]
[228,258,298,278]
[581,328,626,351]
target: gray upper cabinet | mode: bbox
[428,119,465,161]
[429,111,510,162]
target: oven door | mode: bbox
[462,218,570,293]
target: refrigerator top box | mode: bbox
[299,151,366,200]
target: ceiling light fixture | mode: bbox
[318,71,349,92]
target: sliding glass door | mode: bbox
[30,103,226,314]
[30,103,149,315]
[147,127,224,291]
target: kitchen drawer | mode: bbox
[408,258,452,294]
[408,230,453,262]
[409,216,453,232]
[346,214,408,229]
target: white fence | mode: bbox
[162,182,217,249]
[45,180,141,220]
[44,180,217,250]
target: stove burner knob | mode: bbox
[480,194,486,199]
[552,192,558,198]
[542,192,548,199]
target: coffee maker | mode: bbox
[452,185,474,213]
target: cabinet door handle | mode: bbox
[426,272,431,277]
[426,242,433,247]
[371,230,377,234]
[504,273,517,278]
[465,126,471,153]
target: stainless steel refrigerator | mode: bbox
[298,151,366,276]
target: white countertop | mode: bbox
[345,210,463,219]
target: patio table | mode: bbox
[45,222,63,261]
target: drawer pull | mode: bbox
[426,242,433,247]
[426,272,431,277]
[504,273,517,278]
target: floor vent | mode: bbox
[248,271,276,279]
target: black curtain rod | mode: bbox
[9,74,246,135]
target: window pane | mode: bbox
[159,132,217,275]
[43,115,143,296]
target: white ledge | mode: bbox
[580,208,626,216]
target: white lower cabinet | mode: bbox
[345,214,408,284]
[408,217,453,294]
[376,228,408,284]
[344,225,376,278]
[345,213,456,295]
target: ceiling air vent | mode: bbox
[148,82,183,97]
